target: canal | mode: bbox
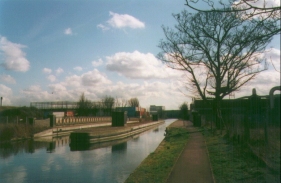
[0,119,177,183]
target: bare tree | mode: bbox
[184,0,281,20]
[185,0,280,44]
[179,102,189,120]
[77,93,92,116]
[115,97,128,108]
[184,0,281,73]
[128,98,140,107]
[102,96,115,116]
[158,9,279,127]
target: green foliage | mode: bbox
[204,130,279,182]
[0,106,43,119]
[0,124,47,142]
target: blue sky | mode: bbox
[0,0,280,110]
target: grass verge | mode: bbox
[203,129,280,183]
[125,126,189,183]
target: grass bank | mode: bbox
[0,124,49,142]
[125,123,188,183]
[203,129,280,182]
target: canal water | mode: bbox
[0,119,177,183]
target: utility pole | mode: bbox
[0,97,2,107]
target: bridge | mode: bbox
[30,101,78,110]
[30,101,112,110]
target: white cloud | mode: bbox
[233,0,280,8]
[0,74,16,84]
[236,48,281,96]
[43,68,52,74]
[21,85,53,102]
[0,84,13,105]
[24,85,42,92]
[65,75,81,88]
[4,76,188,109]
[232,0,280,19]
[73,66,83,71]
[106,50,182,79]
[47,75,56,82]
[92,59,103,67]
[265,48,280,72]
[64,28,73,35]
[97,24,110,31]
[0,36,30,72]
[105,12,145,29]
[81,69,111,86]
[56,67,64,75]
[63,69,111,88]
[49,83,67,92]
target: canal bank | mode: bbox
[34,120,164,142]
[0,119,177,183]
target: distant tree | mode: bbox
[158,9,278,128]
[115,97,128,108]
[128,98,140,107]
[102,96,115,116]
[77,93,92,116]
[179,102,189,120]
[91,102,101,116]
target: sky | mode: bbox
[0,0,280,110]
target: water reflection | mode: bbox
[0,136,70,158]
[46,142,56,153]
[112,142,127,152]
[0,140,47,158]
[69,133,90,151]
[0,119,177,183]
[153,127,159,132]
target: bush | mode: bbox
[0,124,35,142]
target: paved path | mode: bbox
[166,120,215,183]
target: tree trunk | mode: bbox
[212,97,222,135]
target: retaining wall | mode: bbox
[55,117,112,126]
[34,119,50,128]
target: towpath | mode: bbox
[166,120,215,183]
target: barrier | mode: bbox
[55,116,112,126]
